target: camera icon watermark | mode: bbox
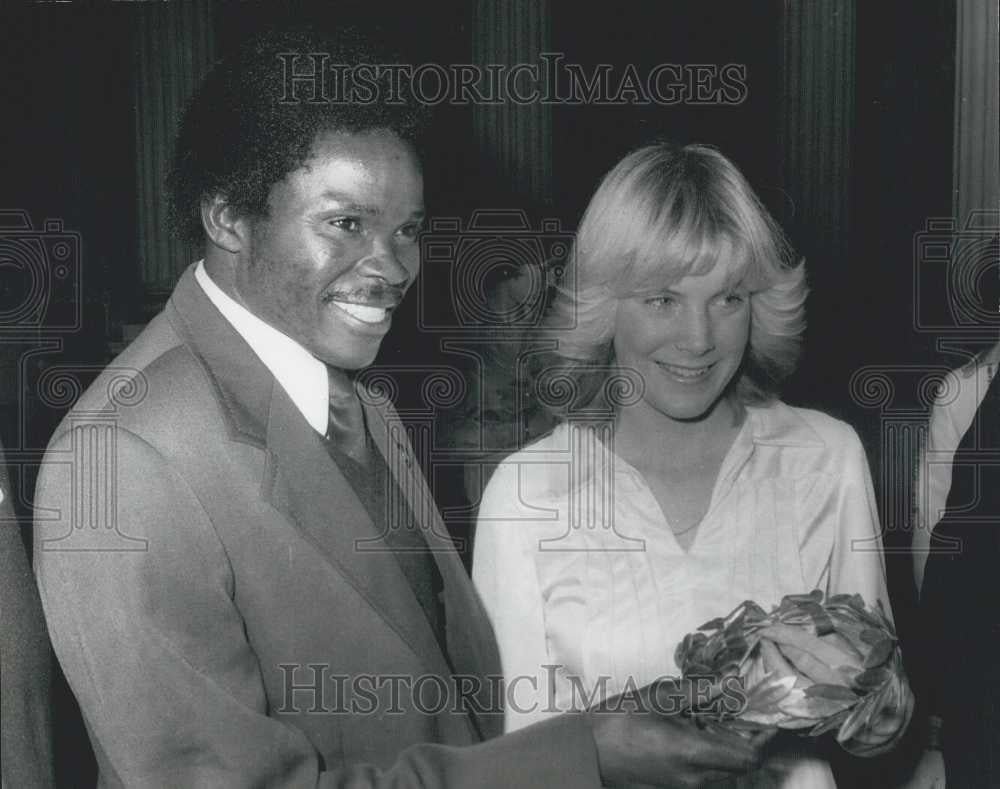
[417,209,573,332]
[0,209,82,335]
[912,210,999,335]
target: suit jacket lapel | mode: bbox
[166,265,454,679]
[362,387,504,738]
[262,387,454,678]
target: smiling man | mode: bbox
[209,128,425,370]
[33,28,769,789]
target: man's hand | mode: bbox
[588,678,775,788]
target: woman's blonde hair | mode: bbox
[540,142,807,412]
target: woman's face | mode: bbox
[612,260,751,423]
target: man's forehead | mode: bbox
[266,128,424,209]
[317,190,426,218]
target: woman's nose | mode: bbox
[674,310,715,354]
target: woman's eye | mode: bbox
[720,293,746,307]
[646,296,675,309]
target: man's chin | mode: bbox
[320,354,378,372]
[312,339,381,372]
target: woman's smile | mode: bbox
[654,361,716,382]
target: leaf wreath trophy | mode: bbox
[676,590,914,756]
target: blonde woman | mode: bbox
[473,143,906,786]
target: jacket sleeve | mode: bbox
[1,439,55,789]
[35,425,601,789]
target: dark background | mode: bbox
[0,1,975,785]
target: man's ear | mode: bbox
[201,195,251,254]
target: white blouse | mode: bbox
[473,401,891,787]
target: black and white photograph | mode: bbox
[1,1,997,787]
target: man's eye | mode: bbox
[720,293,746,307]
[397,222,424,240]
[645,296,675,309]
[328,217,361,233]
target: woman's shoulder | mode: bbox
[482,422,601,502]
[492,421,610,464]
[749,400,863,454]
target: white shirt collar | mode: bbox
[194,260,329,435]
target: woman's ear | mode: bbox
[200,196,251,254]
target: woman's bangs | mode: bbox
[618,215,759,297]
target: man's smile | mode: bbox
[330,300,391,325]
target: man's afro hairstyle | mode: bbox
[167,26,431,246]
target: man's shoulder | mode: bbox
[52,314,226,450]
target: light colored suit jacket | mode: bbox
[34,266,600,788]
[2,439,55,789]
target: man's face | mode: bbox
[234,129,425,369]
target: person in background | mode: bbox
[1,436,55,789]
[443,251,558,509]
[906,336,999,789]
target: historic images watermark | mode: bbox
[277,663,748,717]
[277,52,748,107]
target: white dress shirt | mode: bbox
[194,260,330,436]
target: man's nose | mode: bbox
[359,238,411,287]
[675,310,715,354]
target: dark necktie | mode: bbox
[322,368,448,659]
[326,367,370,466]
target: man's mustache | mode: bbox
[323,285,406,309]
